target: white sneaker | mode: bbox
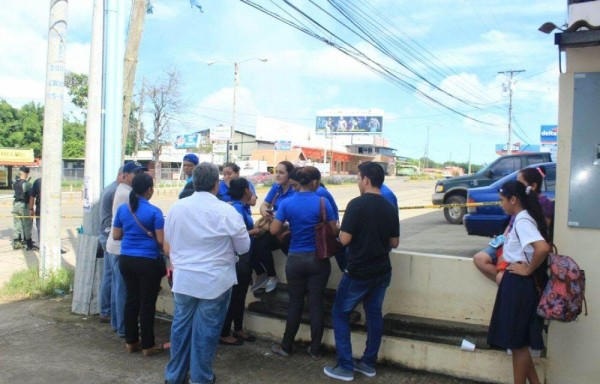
[265,277,278,293]
[251,275,268,292]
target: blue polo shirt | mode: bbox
[265,183,295,212]
[276,191,335,253]
[316,185,339,221]
[113,197,164,259]
[231,200,254,230]
[218,179,257,203]
[381,183,398,209]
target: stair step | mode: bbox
[383,313,490,349]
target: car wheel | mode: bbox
[443,195,466,224]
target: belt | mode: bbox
[14,199,24,202]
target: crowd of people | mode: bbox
[93,156,553,384]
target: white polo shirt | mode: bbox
[165,191,251,300]
[503,210,544,264]
[106,183,132,255]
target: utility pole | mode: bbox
[122,0,147,162]
[423,126,430,169]
[40,0,68,276]
[133,79,145,160]
[498,70,525,155]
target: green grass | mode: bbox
[0,267,73,300]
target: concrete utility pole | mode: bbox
[82,0,104,231]
[122,0,147,162]
[498,69,525,155]
[133,79,145,160]
[40,0,68,276]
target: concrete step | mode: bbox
[383,313,490,350]
[248,282,361,328]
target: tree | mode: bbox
[145,69,186,180]
[63,119,86,158]
[64,72,89,111]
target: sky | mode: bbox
[0,0,568,165]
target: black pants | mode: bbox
[281,251,331,355]
[119,254,164,349]
[221,253,253,337]
[252,233,288,277]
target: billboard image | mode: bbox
[316,109,384,135]
[540,125,558,144]
[174,133,200,149]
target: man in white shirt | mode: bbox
[164,162,250,384]
[105,161,147,337]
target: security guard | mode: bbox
[12,166,34,250]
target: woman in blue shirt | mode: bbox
[113,173,166,357]
[269,166,337,359]
[219,178,264,346]
[217,162,258,206]
[251,161,296,293]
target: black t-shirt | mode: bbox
[340,192,400,280]
[29,178,41,214]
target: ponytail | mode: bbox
[130,173,154,212]
[129,190,139,212]
[500,180,549,242]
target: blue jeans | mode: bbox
[165,289,232,384]
[332,272,391,371]
[98,231,112,317]
[107,252,126,337]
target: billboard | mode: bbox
[210,125,232,142]
[316,109,384,135]
[274,141,292,150]
[540,125,558,144]
[495,143,540,155]
[174,133,200,149]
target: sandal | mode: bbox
[219,336,243,346]
[270,342,290,357]
[233,331,256,342]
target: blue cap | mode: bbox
[183,153,199,165]
[123,161,148,174]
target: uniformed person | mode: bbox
[12,166,34,250]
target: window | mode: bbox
[491,157,520,176]
[527,155,545,165]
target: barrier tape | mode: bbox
[3,201,503,219]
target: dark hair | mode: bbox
[193,162,220,192]
[229,178,249,200]
[519,166,545,193]
[278,161,294,174]
[358,161,384,188]
[499,180,549,242]
[223,162,240,174]
[129,173,154,212]
[289,167,300,181]
[292,166,321,186]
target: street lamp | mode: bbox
[207,58,268,163]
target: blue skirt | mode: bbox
[487,272,545,350]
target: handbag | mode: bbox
[315,197,342,259]
[254,191,281,233]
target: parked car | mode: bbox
[463,162,556,237]
[432,152,553,224]
[250,171,274,184]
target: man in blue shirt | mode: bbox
[179,153,199,199]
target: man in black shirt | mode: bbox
[324,162,400,381]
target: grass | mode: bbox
[0,267,74,300]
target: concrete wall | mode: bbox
[545,44,600,382]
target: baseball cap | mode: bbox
[122,161,148,174]
[183,153,199,165]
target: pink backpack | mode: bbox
[537,252,587,322]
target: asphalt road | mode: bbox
[0,176,486,260]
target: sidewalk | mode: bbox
[0,296,482,384]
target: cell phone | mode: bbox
[489,235,505,249]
